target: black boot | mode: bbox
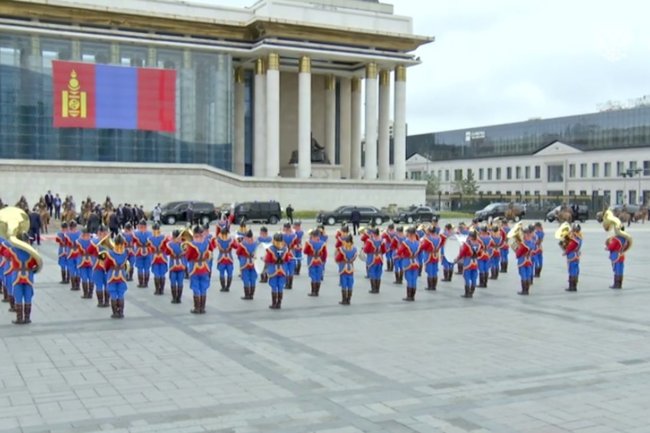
[117,299,125,318]
[609,275,622,289]
[269,292,278,309]
[171,286,178,303]
[375,279,381,293]
[191,296,201,314]
[87,283,94,300]
[23,304,32,324]
[241,287,249,300]
[226,277,232,292]
[96,290,103,307]
[177,286,183,303]
[60,269,67,284]
[295,262,302,276]
[431,277,437,291]
[339,290,347,305]
[137,274,144,288]
[308,282,317,297]
[518,280,529,295]
[315,283,321,296]
[200,295,206,314]
[8,295,15,312]
[276,292,283,309]
[111,300,119,318]
[286,277,293,290]
[220,277,227,292]
[12,304,24,324]
[461,285,471,298]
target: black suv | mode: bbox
[233,201,282,224]
[317,206,390,226]
[160,201,217,225]
[393,205,440,224]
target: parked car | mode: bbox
[317,206,390,226]
[546,205,589,223]
[474,202,525,222]
[232,201,282,224]
[393,205,440,224]
[596,204,641,223]
[160,201,217,225]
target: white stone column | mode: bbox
[339,77,352,179]
[253,59,266,177]
[325,74,336,166]
[233,67,246,176]
[364,63,378,180]
[378,69,391,180]
[298,56,311,178]
[350,77,362,179]
[266,52,280,178]
[393,65,407,181]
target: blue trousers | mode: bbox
[612,261,624,276]
[13,284,34,303]
[270,276,286,293]
[242,268,257,286]
[340,274,354,290]
[425,262,439,278]
[217,263,233,279]
[284,261,296,277]
[4,274,14,296]
[190,274,210,295]
[93,269,107,292]
[442,257,453,270]
[490,257,500,271]
[135,256,152,274]
[108,281,127,300]
[368,263,383,279]
[169,271,184,286]
[308,265,324,282]
[519,265,533,282]
[463,268,478,286]
[405,269,419,287]
[79,266,93,282]
[67,257,79,276]
[152,263,168,278]
[568,261,580,277]
[478,259,490,273]
[500,249,509,263]
[533,254,543,270]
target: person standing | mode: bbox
[121,223,135,282]
[28,208,42,246]
[75,228,96,299]
[391,226,406,284]
[532,222,545,278]
[216,227,236,292]
[303,228,327,297]
[282,223,298,289]
[164,230,186,304]
[563,224,582,292]
[55,222,70,284]
[148,223,169,295]
[350,207,361,236]
[236,230,259,300]
[499,219,511,272]
[264,233,292,309]
[89,225,110,308]
[292,221,304,276]
[4,233,39,324]
[257,227,272,283]
[53,193,62,220]
[104,235,129,319]
[440,224,454,282]
[335,235,357,305]
[65,221,82,291]
[185,226,212,314]
[398,227,422,301]
[419,226,442,291]
[186,202,195,226]
[454,230,483,299]
[133,220,153,289]
[45,190,53,216]
[515,228,534,295]
[285,204,294,225]
[364,228,386,294]
[605,226,630,290]
[489,225,502,280]
[477,225,493,288]
[153,203,162,225]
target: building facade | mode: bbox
[0,0,431,180]
[406,106,650,206]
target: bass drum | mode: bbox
[254,242,272,274]
[443,234,466,264]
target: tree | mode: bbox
[453,170,480,195]
[425,173,440,195]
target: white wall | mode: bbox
[1,159,425,211]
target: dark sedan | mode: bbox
[393,206,440,224]
[317,206,390,226]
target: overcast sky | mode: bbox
[200,0,650,135]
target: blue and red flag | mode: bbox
[52,60,176,132]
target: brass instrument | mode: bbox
[178,227,194,250]
[97,234,115,260]
[507,221,523,250]
[554,222,571,250]
[0,206,43,273]
[603,209,633,251]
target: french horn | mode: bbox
[0,206,43,273]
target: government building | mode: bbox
[0,0,430,209]
[406,104,650,206]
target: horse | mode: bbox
[39,208,51,234]
[556,209,574,223]
[634,206,648,224]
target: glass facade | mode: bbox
[407,105,650,161]
[0,32,233,169]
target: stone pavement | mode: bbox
[1,220,650,433]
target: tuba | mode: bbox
[177,227,194,250]
[97,234,115,260]
[0,206,43,273]
[554,221,571,250]
[603,209,633,251]
[507,221,523,250]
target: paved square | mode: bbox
[1,220,650,433]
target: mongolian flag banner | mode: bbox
[52,60,176,132]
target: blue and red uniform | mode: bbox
[185,240,212,296]
[55,229,69,281]
[335,245,357,304]
[532,228,544,277]
[4,244,39,324]
[607,235,628,277]
[490,230,502,278]
[477,232,493,287]
[216,235,236,291]
[363,237,386,281]
[398,238,421,290]
[499,225,510,271]
[163,239,186,303]
[133,229,153,286]
[105,247,129,318]
[65,229,81,288]
[419,233,442,289]
[265,244,292,309]
[236,238,259,295]
[456,238,483,297]
[88,237,109,306]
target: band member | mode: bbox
[532,222,545,278]
[89,225,109,307]
[164,230,186,304]
[318,225,328,243]
[335,235,357,305]
[441,224,454,282]
[363,228,386,294]
[133,219,153,288]
[564,224,582,292]
[3,233,39,324]
[104,235,129,319]
[515,227,534,295]
[416,224,426,276]
[335,225,351,248]
[185,226,212,314]
[76,228,96,299]
[489,226,502,280]
[65,220,81,291]
[265,233,292,309]
[215,227,236,292]
[236,222,247,242]
[398,227,421,301]
[236,230,258,300]
[55,222,70,284]
[382,224,397,272]
[121,223,135,281]
[454,230,483,298]
[303,228,327,297]
[477,225,493,288]
[391,226,405,284]
[455,222,469,274]
[419,226,442,290]
[282,223,298,289]
[0,237,15,311]
[257,227,272,283]
[606,227,630,289]
[499,219,511,272]
[204,223,215,278]
[0,238,7,304]
[148,223,169,295]
[215,214,230,236]
[292,221,304,276]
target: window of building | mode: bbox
[580,163,587,178]
[437,170,442,180]
[525,166,531,179]
[580,190,587,196]
[603,190,611,201]
[630,161,637,171]
[445,170,450,182]
[616,190,624,204]
[454,169,463,181]
[506,191,511,196]
[411,171,422,180]
[516,166,521,180]
[617,161,624,176]
[524,190,530,197]
[487,168,493,180]
[547,165,564,182]
[506,167,512,180]
[604,162,611,177]
[630,190,637,205]
[568,190,575,197]
[569,164,576,178]
[592,163,599,178]
[644,161,650,176]
[479,168,484,181]
[534,165,541,179]
[496,168,501,180]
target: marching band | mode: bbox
[0,205,637,324]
